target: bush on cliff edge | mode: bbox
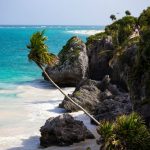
[97,112,150,150]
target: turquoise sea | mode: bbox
[0,26,103,150]
[0,25,104,99]
[0,25,104,83]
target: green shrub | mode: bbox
[106,16,138,47]
[125,10,131,16]
[58,36,82,64]
[97,113,150,150]
[86,32,107,45]
[138,7,150,29]
[74,91,81,97]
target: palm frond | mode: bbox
[27,30,58,66]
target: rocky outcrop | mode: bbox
[130,34,150,126]
[93,89,131,123]
[110,41,150,125]
[40,114,95,147]
[43,15,149,126]
[59,76,132,123]
[110,45,138,91]
[59,78,101,112]
[44,36,88,86]
[86,36,114,81]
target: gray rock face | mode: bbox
[110,44,150,126]
[110,45,138,91]
[40,114,95,147]
[43,33,149,126]
[59,76,132,124]
[59,79,101,112]
[86,38,114,81]
[44,36,88,86]
[93,91,131,123]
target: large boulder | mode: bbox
[59,76,132,124]
[59,78,101,112]
[44,36,88,86]
[40,114,95,147]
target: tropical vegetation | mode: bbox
[86,7,150,149]
[98,113,150,150]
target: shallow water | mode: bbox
[0,25,104,83]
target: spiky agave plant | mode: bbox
[27,30,100,125]
[97,112,150,150]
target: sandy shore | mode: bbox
[0,83,99,150]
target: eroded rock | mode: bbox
[59,79,101,112]
[40,114,95,147]
[43,36,88,86]
[86,36,114,81]
[59,76,132,124]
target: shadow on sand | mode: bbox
[6,112,99,150]
[7,135,99,150]
[47,107,66,113]
[7,136,41,150]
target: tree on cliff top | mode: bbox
[110,14,116,21]
[27,30,100,125]
[106,16,137,47]
[138,7,150,29]
[125,10,131,16]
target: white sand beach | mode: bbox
[0,81,99,150]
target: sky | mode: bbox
[0,0,150,25]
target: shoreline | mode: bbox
[0,82,99,150]
[0,28,103,150]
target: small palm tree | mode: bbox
[125,10,131,16]
[27,30,100,125]
[110,14,116,21]
[27,30,57,67]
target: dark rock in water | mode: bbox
[40,114,95,147]
[59,76,132,124]
[43,36,88,86]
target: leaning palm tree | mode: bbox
[27,30,100,125]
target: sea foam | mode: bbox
[67,29,104,35]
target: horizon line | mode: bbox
[0,24,106,26]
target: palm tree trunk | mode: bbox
[38,64,100,125]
